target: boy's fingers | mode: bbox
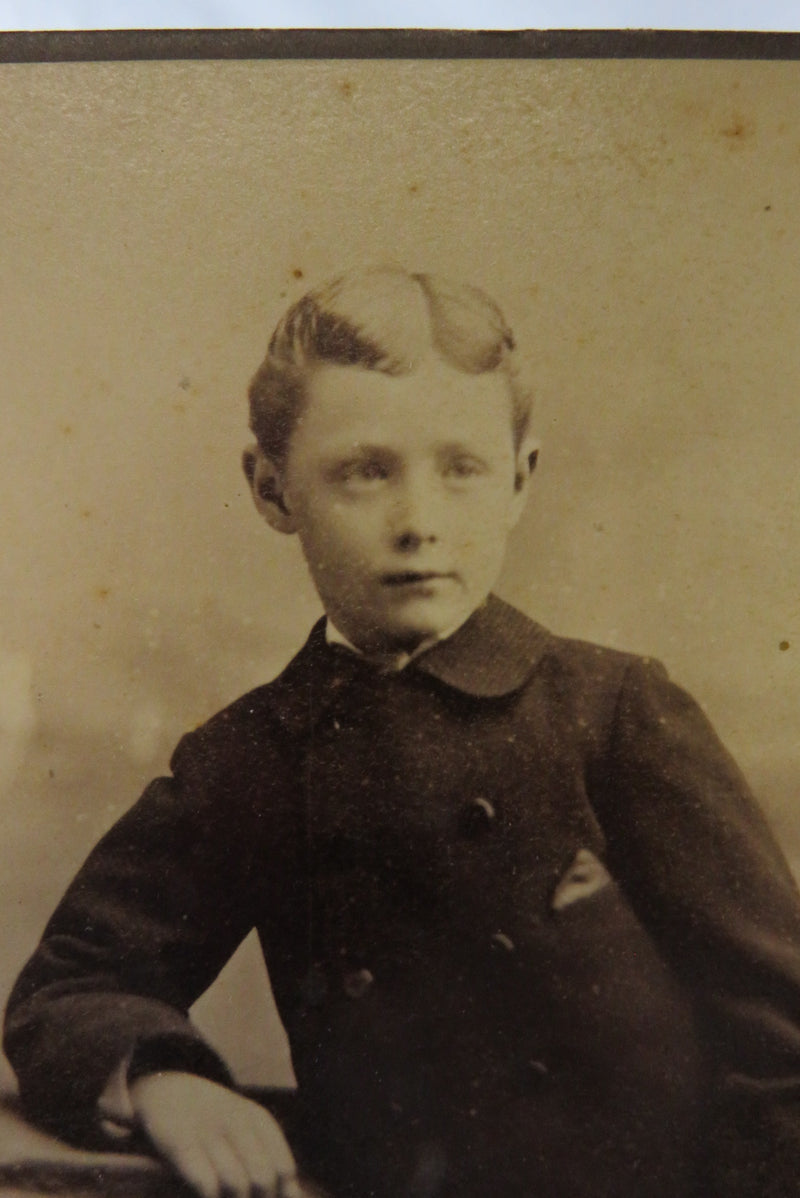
[275,1173,304,1198]
[166,1143,221,1198]
[226,1130,285,1197]
[231,1116,299,1193]
[206,1138,256,1198]
[259,1120,297,1177]
[237,1104,297,1180]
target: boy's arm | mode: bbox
[593,656,800,1197]
[3,715,289,1146]
[3,771,240,1140]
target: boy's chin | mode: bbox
[366,600,476,655]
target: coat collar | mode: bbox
[411,594,552,697]
[277,594,552,704]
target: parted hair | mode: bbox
[247,266,532,465]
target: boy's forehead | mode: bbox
[295,356,517,446]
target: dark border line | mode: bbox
[1,28,799,64]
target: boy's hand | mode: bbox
[130,1071,300,1198]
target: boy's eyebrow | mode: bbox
[321,442,398,460]
[433,441,490,457]
[320,441,491,461]
[317,438,496,464]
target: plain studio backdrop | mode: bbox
[1,53,798,1090]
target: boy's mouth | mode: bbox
[380,570,453,587]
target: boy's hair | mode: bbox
[248,266,532,466]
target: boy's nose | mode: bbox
[395,528,436,552]
[389,479,438,550]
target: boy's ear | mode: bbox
[510,435,540,523]
[242,443,297,535]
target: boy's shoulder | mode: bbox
[168,618,330,780]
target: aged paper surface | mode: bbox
[1,39,798,1100]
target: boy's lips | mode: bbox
[380,570,456,587]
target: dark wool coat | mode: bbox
[6,597,800,1198]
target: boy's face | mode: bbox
[251,352,534,654]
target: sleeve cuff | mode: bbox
[97,1050,137,1140]
[97,1033,233,1140]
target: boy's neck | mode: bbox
[324,614,471,672]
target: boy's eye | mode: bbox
[338,458,391,484]
[444,455,487,480]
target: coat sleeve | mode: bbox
[591,656,800,1198]
[2,719,278,1146]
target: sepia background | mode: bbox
[1,54,799,1090]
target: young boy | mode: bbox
[6,267,800,1198]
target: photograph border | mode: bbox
[2,27,799,1198]
[1,27,800,65]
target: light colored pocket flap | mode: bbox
[551,848,612,912]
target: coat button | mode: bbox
[490,931,515,953]
[459,796,496,838]
[343,967,374,999]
